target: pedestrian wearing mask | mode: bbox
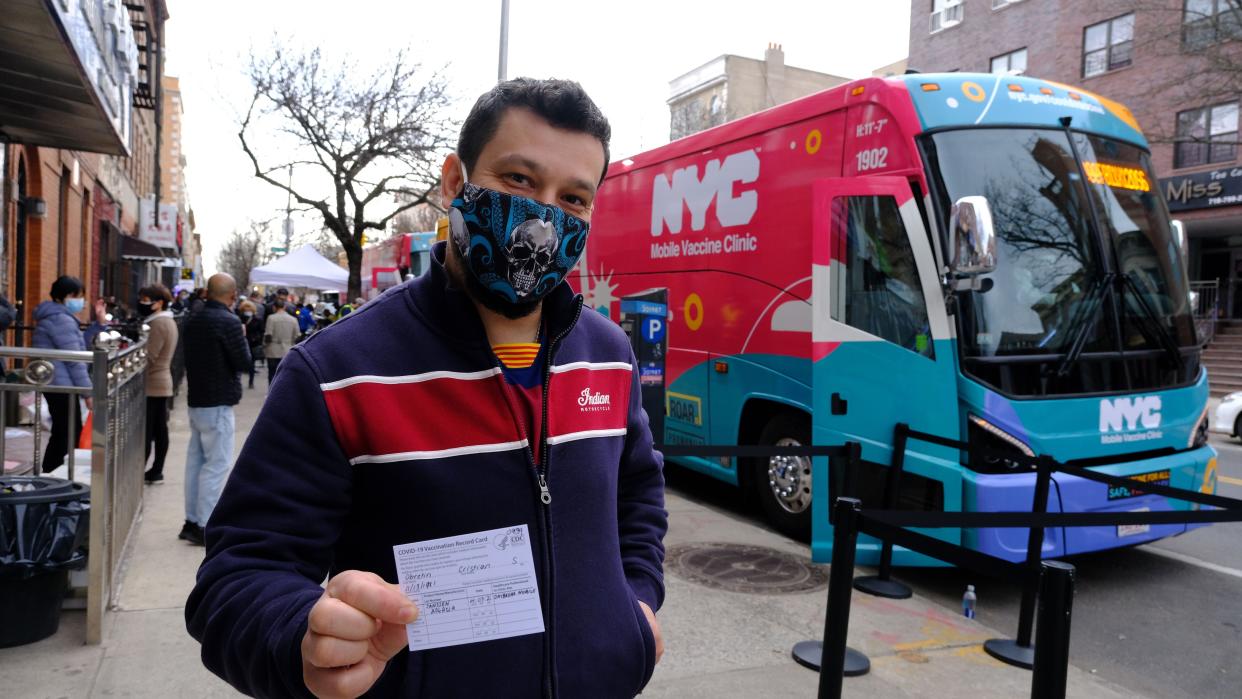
[32,276,106,475]
[139,284,178,484]
[188,79,666,699]
[239,301,264,389]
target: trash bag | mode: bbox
[0,476,90,581]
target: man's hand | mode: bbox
[301,571,418,698]
[637,600,664,665]
[93,299,107,322]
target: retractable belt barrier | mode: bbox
[808,424,1242,699]
[656,434,1242,699]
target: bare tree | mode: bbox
[391,201,444,234]
[239,45,456,298]
[1108,0,1242,148]
[218,219,274,293]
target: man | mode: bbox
[179,273,251,546]
[248,290,267,325]
[265,287,290,319]
[262,298,300,384]
[187,79,667,699]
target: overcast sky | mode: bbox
[163,0,911,272]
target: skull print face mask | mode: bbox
[448,171,590,306]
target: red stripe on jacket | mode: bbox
[321,373,522,460]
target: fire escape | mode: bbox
[125,2,158,110]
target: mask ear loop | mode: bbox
[457,159,470,195]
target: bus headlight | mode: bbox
[967,414,1035,473]
[1189,407,1209,449]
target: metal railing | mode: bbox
[0,336,148,644]
[1190,279,1220,344]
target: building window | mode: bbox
[1083,14,1134,78]
[1175,102,1238,168]
[1183,0,1242,50]
[930,0,964,34]
[990,48,1027,74]
[991,0,1025,8]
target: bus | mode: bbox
[580,73,1219,564]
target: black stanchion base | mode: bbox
[790,640,871,677]
[852,575,913,599]
[983,638,1035,669]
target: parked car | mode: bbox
[1212,392,1242,438]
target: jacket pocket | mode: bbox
[627,590,657,693]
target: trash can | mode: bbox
[0,476,90,647]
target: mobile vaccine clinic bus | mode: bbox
[578,72,1219,565]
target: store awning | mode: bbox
[0,0,138,155]
[120,234,165,261]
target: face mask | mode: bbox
[65,298,85,314]
[449,169,589,306]
[137,302,154,317]
[243,312,254,319]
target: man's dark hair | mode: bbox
[458,78,612,185]
[139,283,174,307]
[276,288,288,296]
[273,299,285,310]
[50,275,83,302]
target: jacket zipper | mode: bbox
[534,296,583,699]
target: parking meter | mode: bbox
[619,289,668,446]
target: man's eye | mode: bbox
[506,173,531,186]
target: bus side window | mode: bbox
[831,195,934,358]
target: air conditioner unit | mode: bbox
[930,2,965,33]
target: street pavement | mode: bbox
[0,381,1138,698]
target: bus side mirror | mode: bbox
[949,196,998,276]
[1171,219,1188,260]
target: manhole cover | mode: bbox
[665,543,827,594]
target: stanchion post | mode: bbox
[1031,561,1076,699]
[791,496,870,689]
[819,497,869,697]
[854,424,913,599]
[985,454,1053,669]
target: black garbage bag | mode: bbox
[0,476,90,580]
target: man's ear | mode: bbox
[441,153,463,209]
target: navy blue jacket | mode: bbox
[186,243,668,698]
[183,300,251,408]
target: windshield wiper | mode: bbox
[1054,272,1114,379]
[1119,270,1184,371]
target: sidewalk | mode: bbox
[0,382,1139,698]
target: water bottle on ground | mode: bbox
[962,584,977,619]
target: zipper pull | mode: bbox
[537,473,552,505]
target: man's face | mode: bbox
[440,107,606,223]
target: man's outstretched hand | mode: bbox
[302,571,418,698]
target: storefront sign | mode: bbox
[1161,166,1242,212]
[138,197,179,249]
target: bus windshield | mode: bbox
[924,127,1197,394]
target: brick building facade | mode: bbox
[0,0,171,336]
[909,0,1242,316]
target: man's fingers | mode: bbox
[309,597,383,641]
[304,661,382,699]
[303,631,370,669]
[326,571,418,626]
[372,620,412,661]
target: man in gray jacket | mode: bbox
[263,298,300,384]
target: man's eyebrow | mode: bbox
[494,153,597,196]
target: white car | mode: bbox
[1212,392,1242,438]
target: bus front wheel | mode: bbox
[752,413,812,542]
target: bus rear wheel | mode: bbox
[752,413,812,542]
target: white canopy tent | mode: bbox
[249,244,349,291]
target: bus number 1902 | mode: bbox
[855,147,889,172]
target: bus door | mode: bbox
[809,176,961,563]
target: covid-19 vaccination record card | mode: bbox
[392,524,544,651]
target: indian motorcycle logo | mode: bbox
[578,388,612,412]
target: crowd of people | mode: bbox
[26,272,366,546]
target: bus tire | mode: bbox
[752,412,812,542]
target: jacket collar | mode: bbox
[205,300,229,311]
[407,241,582,349]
